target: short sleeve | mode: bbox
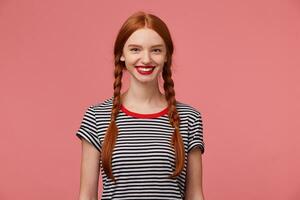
[187,111,205,154]
[76,105,101,152]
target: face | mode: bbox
[120,28,167,84]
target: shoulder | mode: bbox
[176,100,202,120]
[176,100,203,126]
[88,96,113,116]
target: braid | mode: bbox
[101,63,123,183]
[111,63,123,120]
[162,65,185,178]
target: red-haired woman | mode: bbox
[76,11,205,200]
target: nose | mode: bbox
[141,51,151,64]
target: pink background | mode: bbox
[0,0,299,199]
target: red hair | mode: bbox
[101,11,185,183]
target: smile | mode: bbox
[135,66,156,75]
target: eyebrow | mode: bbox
[127,44,164,48]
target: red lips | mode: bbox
[135,65,156,75]
[135,65,155,69]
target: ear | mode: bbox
[120,55,125,61]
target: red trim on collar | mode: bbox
[120,104,168,118]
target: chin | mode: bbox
[136,76,159,83]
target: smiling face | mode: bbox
[120,28,167,84]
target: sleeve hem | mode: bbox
[76,132,101,152]
[187,142,205,154]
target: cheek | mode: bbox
[125,56,138,65]
[124,57,136,68]
[151,55,166,64]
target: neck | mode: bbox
[121,78,166,108]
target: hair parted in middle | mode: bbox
[101,11,185,183]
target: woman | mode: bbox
[76,11,205,200]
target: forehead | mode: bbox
[124,28,165,47]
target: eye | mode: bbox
[130,48,139,52]
[153,49,162,53]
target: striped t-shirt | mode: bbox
[76,96,205,200]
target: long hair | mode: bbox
[101,11,185,183]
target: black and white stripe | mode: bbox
[76,97,205,200]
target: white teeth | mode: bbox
[139,67,154,71]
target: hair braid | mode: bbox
[101,64,123,183]
[162,65,185,178]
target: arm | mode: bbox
[78,139,101,200]
[184,147,205,200]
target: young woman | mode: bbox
[76,11,205,200]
